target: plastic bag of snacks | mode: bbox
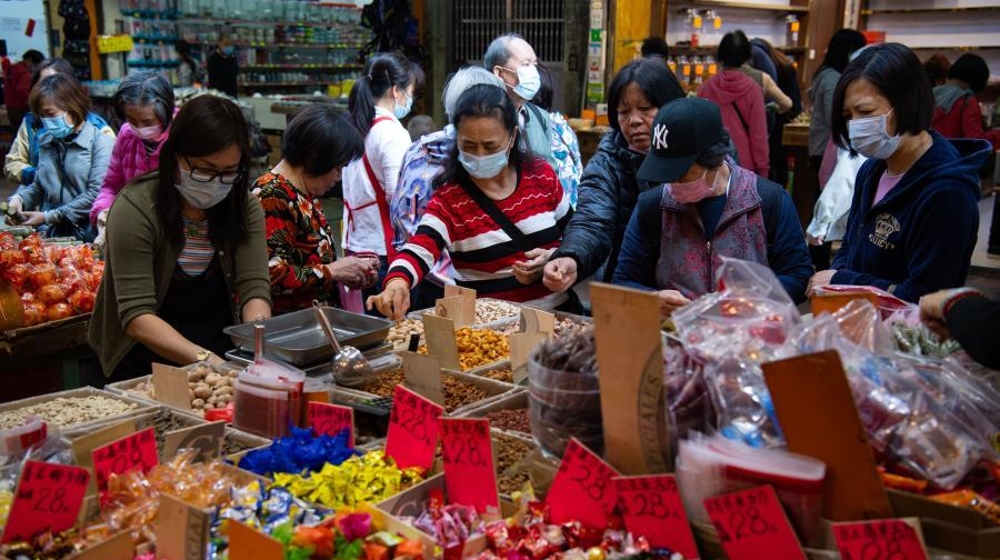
[672,258,802,448]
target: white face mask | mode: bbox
[848,108,902,160]
[458,137,514,179]
[504,64,541,101]
[175,174,233,209]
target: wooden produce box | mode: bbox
[0,386,155,433]
[888,489,1000,559]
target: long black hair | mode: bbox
[155,95,252,249]
[815,29,867,80]
[606,58,685,135]
[434,84,527,190]
[347,52,422,136]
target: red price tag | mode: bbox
[833,519,928,560]
[546,439,618,529]
[308,402,354,447]
[614,475,699,558]
[441,418,499,516]
[703,486,806,560]
[1,461,90,544]
[92,427,158,500]
[385,385,444,471]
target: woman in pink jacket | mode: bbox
[698,30,770,177]
[91,71,175,242]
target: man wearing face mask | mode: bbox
[208,36,238,98]
[808,43,990,303]
[612,98,813,316]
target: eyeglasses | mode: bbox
[182,156,246,185]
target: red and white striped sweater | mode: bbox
[385,159,572,306]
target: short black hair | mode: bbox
[948,53,990,93]
[641,37,670,59]
[283,103,364,177]
[831,43,933,152]
[22,50,44,65]
[607,58,685,134]
[718,30,751,68]
[696,129,732,170]
[818,29,867,76]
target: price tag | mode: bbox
[92,427,158,500]
[441,418,499,516]
[833,519,928,560]
[545,438,619,528]
[614,475,699,558]
[1,461,89,544]
[385,385,444,472]
[703,486,807,560]
[308,402,354,447]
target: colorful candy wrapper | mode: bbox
[931,490,1000,526]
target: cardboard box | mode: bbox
[887,489,1000,558]
[0,387,155,433]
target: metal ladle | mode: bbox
[313,300,373,386]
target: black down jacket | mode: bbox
[552,130,658,284]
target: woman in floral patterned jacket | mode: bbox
[252,104,377,313]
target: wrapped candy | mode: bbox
[238,425,358,477]
[272,451,424,509]
[405,491,483,552]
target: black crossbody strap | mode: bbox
[457,173,534,251]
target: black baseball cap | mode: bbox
[637,97,725,184]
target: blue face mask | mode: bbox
[394,89,413,120]
[222,46,235,56]
[458,137,514,179]
[42,114,75,139]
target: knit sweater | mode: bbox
[385,159,571,306]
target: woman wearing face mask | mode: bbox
[342,52,423,310]
[253,104,377,313]
[612,98,813,316]
[88,96,271,380]
[542,59,685,296]
[807,43,991,303]
[90,72,176,246]
[367,84,573,320]
[3,74,113,240]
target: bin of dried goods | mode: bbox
[355,368,511,413]
[0,388,152,433]
[105,361,241,416]
[419,327,510,371]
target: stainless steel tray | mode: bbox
[223,307,392,366]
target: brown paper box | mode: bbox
[67,530,132,560]
[422,314,461,371]
[401,351,445,406]
[152,363,193,411]
[590,283,670,475]
[762,350,893,522]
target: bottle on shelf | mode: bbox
[692,56,705,90]
[785,15,800,49]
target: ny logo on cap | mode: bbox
[653,123,669,151]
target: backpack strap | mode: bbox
[755,175,780,250]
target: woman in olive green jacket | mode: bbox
[89,96,272,380]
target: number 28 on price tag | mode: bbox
[92,427,158,500]
[545,438,619,529]
[614,475,699,558]
[385,385,444,472]
[441,418,499,516]
[833,519,928,560]
[1,461,90,544]
[703,486,807,560]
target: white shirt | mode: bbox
[341,107,412,255]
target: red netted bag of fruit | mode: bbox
[0,233,103,327]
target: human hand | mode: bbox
[513,248,554,285]
[808,269,837,296]
[365,278,411,320]
[806,233,824,246]
[93,210,109,249]
[542,257,578,293]
[20,211,45,227]
[327,257,376,289]
[657,289,691,317]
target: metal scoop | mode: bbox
[313,301,373,386]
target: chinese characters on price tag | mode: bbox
[614,475,699,558]
[1,461,90,544]
[385,385,444,471]
[441,418,499,516]
[833,519,928,560]
[92,427,158,501]
[546,438,619,528]
[703,486,806,560]
[308,402,354,447]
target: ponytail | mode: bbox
[347,52,423,136]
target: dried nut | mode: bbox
[191,398,205,409]
[359,369,490,412]
[479,367,513,383]
[473,300,520,324]
[484,408,530,433]
[417,327,510,371]
[193,386,213,400]
[388,319,424,351]
[0,395,138,429]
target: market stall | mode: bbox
[0,268,996,560]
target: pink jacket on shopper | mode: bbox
[90,122,169,225]
[698,69,770,177]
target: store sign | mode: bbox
[614,475,699,558]
[1,461,89,544]
[703,486,807,560]
[97,35,135,54]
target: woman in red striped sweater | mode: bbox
[367,84,573,320]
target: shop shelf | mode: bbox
[239,63,362,71]
[178,16,360,28]
[674,0,810,14]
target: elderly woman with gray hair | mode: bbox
[91,71,176,241]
